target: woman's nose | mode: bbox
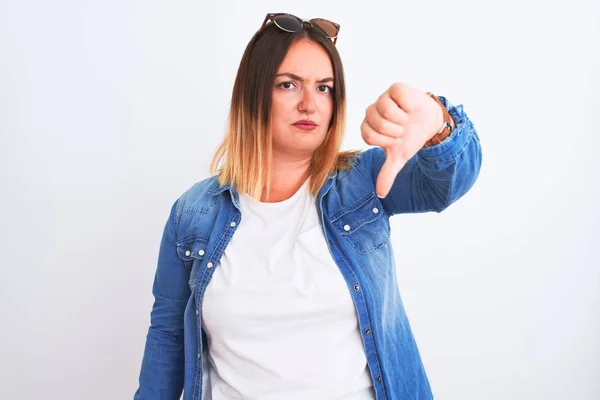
[298,90,316,114]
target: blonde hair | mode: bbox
[209,23,359,201]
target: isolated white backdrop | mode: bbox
[1,0,598,399]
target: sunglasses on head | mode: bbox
[260,13,340,45]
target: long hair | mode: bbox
[209,22,359,201]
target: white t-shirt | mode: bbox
[202,178,375,400]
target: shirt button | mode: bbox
[343,224,351,231]
[372,207,379,214]
[353,284,360,291]
[328,239,333,245]
[197,353,201,359]
[207,262,214,269]
[195,308,199,316]
[185,250,191,257]
[376,375,382,382]
[198,249,205,256]
[365,328,371,334]
[230,221,236,227]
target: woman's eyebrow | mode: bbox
[275,72,334,83]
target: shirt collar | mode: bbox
[208,170,338,197]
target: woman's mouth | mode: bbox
[293,120,318,131]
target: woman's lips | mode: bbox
[293,123,318,131]
[293,120,318,131]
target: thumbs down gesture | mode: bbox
[360,83,447,198]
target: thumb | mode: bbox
[376,149,406,198]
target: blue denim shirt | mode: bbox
[134,96,482,400]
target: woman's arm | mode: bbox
[371,96,482,216]
[134,201,190,400]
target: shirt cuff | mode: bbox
[417,95,475,164]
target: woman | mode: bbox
[134,13,482,400]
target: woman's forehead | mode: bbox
[277,39,334,79]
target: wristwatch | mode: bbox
[424,92,455,147]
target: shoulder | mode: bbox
[357,147,383,166]
[319,148,382,203]
[171,175,224,221]
[336,147,382,181]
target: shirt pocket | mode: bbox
[330,192,390,255]
[176,235,209,285]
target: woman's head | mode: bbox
[210,19,358,200]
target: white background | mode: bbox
[1,0,599,399]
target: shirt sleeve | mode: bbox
[134,200,189,400]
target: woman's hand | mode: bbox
[361,82,445,198]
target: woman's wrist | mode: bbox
[423,92,455,148]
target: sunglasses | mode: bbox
[260,13,340,45]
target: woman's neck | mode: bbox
[260,156,311,203]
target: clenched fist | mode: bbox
[361,83,446,198]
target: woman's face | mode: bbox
[270,39,335,161]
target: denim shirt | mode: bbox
[134,96,482,400]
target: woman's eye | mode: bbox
[318,85,334,94]
[278,82,295,89]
